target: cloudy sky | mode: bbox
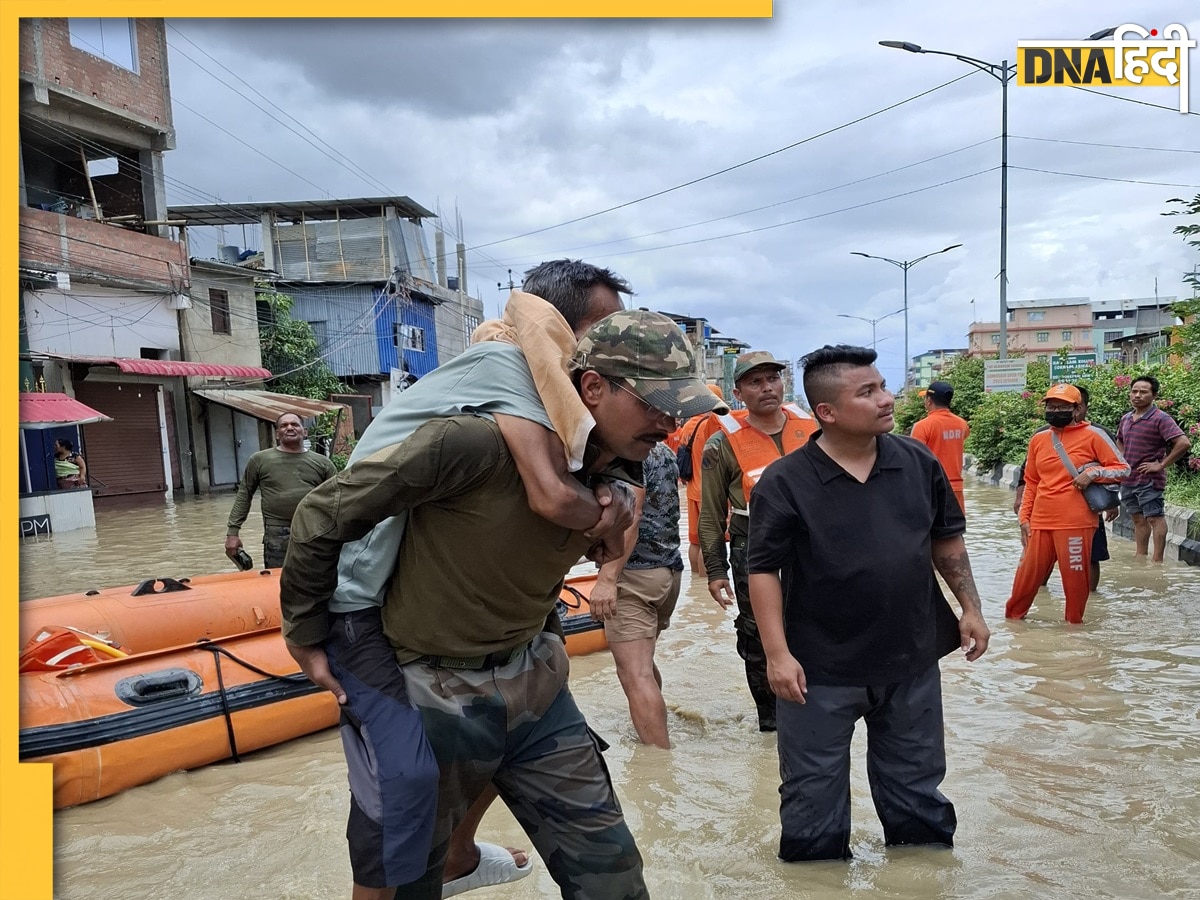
[163,4,1199,387]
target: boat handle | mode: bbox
[115,668,203,706]
[131,577,193,596]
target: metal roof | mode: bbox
[191,389,347,424]
[41,354,271,379]
[19,393,114,429]
[167,197,437,227]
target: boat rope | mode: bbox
[200,642,241,763]
[560,585,586,609]
[194,640,310,764]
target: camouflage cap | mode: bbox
[733,350,788,384]
[571,310,730,418]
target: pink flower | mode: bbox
[1190,458,1200,473]
[1114,375,1132,387]
[1160,398,1175,408]
[1021,391,1031,399]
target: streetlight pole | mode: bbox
[880,30,1114,360]
[838,308,905,350]
[850,244,961,387]
[880,41,1014,359]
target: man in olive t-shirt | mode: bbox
[224,412,338,568]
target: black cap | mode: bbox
[921,380,953,403]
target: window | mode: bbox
[1061,330,1072,341]
[990,334,1001,345]
[463,313,480,344]
[1103,330,1124,343]
[1028,311,1045,321]
[1036,331,1049,342]
[209,289,231,335]
[68,19,138,72]
[394,324,425,352]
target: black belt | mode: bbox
[415,640,532,670]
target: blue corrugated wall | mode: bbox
[374,290,439,378]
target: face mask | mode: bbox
[1044,410,1074,428]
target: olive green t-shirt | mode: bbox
[283,415,636,659]
[226,448,339,533]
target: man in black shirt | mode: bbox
[747,344,989,862]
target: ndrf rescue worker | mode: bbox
[1006,384,1129,624]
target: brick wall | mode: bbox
[19,18,172,133]
[20,207,186,291]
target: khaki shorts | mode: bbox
[605,567,682,643]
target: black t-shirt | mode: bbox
[746,432,964,686]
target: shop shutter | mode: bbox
[76,382,166,498]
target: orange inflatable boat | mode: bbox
[19,570,608,809]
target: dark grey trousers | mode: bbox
[776,662,956,861]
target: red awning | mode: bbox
[19,393,114,429]
[42,354,271,379]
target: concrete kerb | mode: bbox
[962,454,1200,568]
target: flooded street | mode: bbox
[20,482,1200,899]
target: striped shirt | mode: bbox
[1117,407,1185,490]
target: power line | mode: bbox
[1066,83,1200,116]
[1011,135,1200,155]
[467,71,978,252]
[572,168,998,262]
[489,137,1000,264]
[1009,166,1200,189]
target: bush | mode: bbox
[896,352,1200,508]
[963,391,1041,472]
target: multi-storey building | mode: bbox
[910,348,967,389]
[168,198,486,414]
[966,296,1178,364]
[17,18,275,511]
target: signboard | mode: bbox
[20,515,52,537]
[984,358,1029,393]
[1050,352,1098,383]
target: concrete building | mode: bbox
[966,296,1179,363]
[17,18,266,511]
[1090,297,1177,361]
[967,298,1095,361]
[911,348,967,388]
[168,198,486,415]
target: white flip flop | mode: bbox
[441,842,534,898]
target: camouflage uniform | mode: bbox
[626,443,683,572]
[262,525,290,568]
[284,308,724,900]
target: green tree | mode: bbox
[1163,193,1200,359]
[257,291,343,401]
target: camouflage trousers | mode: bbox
[262,524,290,569]
[730,538,777,731]
[394,632,647,900]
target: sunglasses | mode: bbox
[606,377,675,422]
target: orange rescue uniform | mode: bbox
[722,406,819,509]
[1006,422,1128,624]
[910,407,969,515]
[682,412,727,546]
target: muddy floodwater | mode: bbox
[19,482,1200,899]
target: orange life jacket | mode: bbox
[718,404,818,515]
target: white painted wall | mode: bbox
[24,286,178,358]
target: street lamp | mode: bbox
[838,307,905,349]
[880,30,1114,360]
[850,244,962,386]
[880,39,1014,360]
